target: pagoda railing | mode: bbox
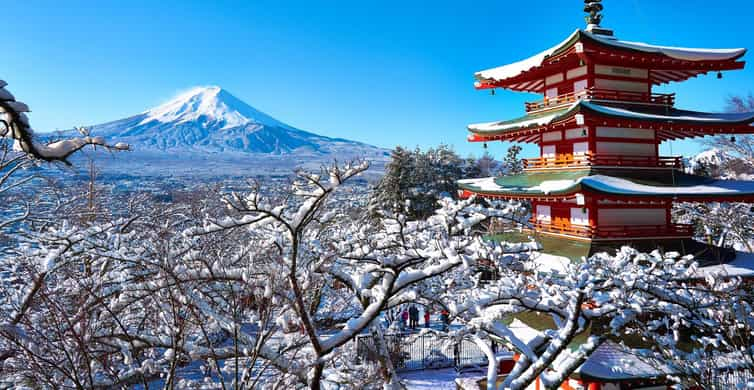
[530,222,694,239]
[525,88,675,113]
[523,153,683,170]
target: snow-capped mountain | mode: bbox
[59,86,388,177]
[87,86,386,157]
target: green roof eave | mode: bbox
[458,170,754,199]
[467,104,578,137]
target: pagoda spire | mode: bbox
[584,0,604,26]
[584,0,614,36]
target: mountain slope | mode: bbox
[87,86,386,157]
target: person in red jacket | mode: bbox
[423,310,430,328]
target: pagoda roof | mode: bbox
[467,100,754,143]
[475,30,747,92]
[457,169,754,201]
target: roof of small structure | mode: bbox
[467,101,754,143]
[506,315,671,381]
[457,169,754,200]
[475,30,747,92]
[577,341,671,381]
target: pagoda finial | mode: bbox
[584,0,604,26]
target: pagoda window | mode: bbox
[545,87,559,100]
[535,205,552,224]
[545,73,564,86]
[565,127,589,139]
[573,142,589,160]
[596,141,656,157]
[570,207,590,227]
[594,78,649,93]
[573,79,588,94]
[598,208,666,226]
[596,127,655,140]
[566,66,588,80]
[541,145,556,160]
[542,131,562,142]
[594,65,649,80]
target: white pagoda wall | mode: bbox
[595,141,656,156]
[597,208,666,226]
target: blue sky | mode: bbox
[4,0,754,159]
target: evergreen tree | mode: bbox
[476,151,499,177]
[503,145,523,175]
[369,145,468,220]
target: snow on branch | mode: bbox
[0,81,129,164]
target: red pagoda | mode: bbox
[458,1,754,261]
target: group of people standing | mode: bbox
[395,305,451,331]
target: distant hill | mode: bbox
[59,86,389,177]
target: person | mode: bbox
[440,309,450,331]
[424,310,430,328]
[408,305,419,329]
[400,309,409,331]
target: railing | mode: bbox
[523,153,683,170]
[529,221,694,239]
[524,87,675,113]
[355,332,499,372]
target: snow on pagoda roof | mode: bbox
[467,103,577,134]
[458,170,754,199]
[467,101,754,140]
[475,29,746,85]
[588,32,747,62]
[582,174,754,196]
[582,101,754,124]
[475,30,581,84]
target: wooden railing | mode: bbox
[523,153,683,170]
[525,88,676,113]
[530,221,694,239]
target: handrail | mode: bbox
[530,221,694,239]
[525,87,675,113]
[523,153,683,170]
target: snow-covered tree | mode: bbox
[369,145,481,220]
[502,145,523,175]
[439,247,753,390]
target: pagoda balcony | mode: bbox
[522,153,683,170]
[524,88,676,114]
[530,222,694,240]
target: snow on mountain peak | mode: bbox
[140,85,288,130]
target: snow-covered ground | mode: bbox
[401,368,483,390]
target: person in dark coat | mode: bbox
[408,305,419,329]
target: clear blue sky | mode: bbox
[4,0,754,159]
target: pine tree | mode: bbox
[476,151,498,177]
[370,145,468,220]
[503,145,523,175]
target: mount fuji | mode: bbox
[63,86,389,177]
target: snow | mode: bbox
[587,32,747,62]
[401,368,483,390]
[140,85,289,130]
[534,180,578,195]
[582,101,754,124]
[79,85,389,159]
[577,341,672,380]
[693,251,754,279]
[582,174,754,196]
[475,30,581,83]
[529,252,573,274]
[475,29,746,82]
[467,103,576,133]
[460,174,754,197]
